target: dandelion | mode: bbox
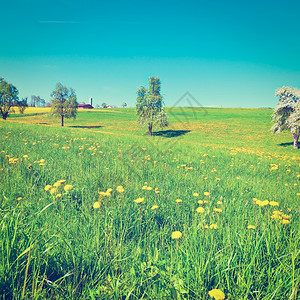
[64,184,73,192]
[217,201,222,205]
[214,208,222,213]
[204,192,210,197]
[93,202,100,209]
[134,198,144,204]
[146,187,152,191]
[280,219,290,225]
[247,225,255,230]
[193,193,199,197]
[142,185,147,190]
[175,199,182,203]
[198,200,204,204]
[171,231,182,239]
[269,201,279,206]
[151,205,159,210]
[23,155,29,158]
[50,188,57,195]
[17,197,22,201]
[58,179,66,184]
[116,186,125,194]
[282,214,290,219]
[44,185,52,191]
[208,289,225,300]
[204,225,209,229]
[56,193,62,199]
[53,182,61,188]
[196,207,205,213]
[210,224,218,229]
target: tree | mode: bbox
[0,77,19,120]
[17,97,28,114]
[272,86,300,149]
[136,76,168,136]
[50,82,78,127]
[122,101,127,108]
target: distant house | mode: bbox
[104,105,114,108]
[78,104,94,109]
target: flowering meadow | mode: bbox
[0,107,299,299]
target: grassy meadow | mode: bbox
[0,107,299,299]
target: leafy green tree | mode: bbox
[101,102,107,108]
[50,82,78,127]
[17,97,28,114]
[0,77,19,120]
[136,76,168,136]
[272,86,300,149]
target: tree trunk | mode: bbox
[148,124,152,136]
[2,112,8,120]
[61,115,64,127]
[292,132,299,149]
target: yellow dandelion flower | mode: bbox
[217,201,222,205]
[171,231,182,239]
[146,187,152,191]
[252,198,258,202]
[56,193,62,199]
[193,193,199,197]
[271,214,282,220]
[23,155,29,158]
[53,182,61,188]
[208,289,225,300]
[198,200,204,204]
[214,208,222,213]
[64,184,73,192]
[106,188,113,193]
[155,190,160,194]
[247,225,255,230]
[280,219,290,225]
[93,202,100,209]
[196,206,205,213]
[151,205,159,210]
[204,192,210,196]
[144,182,148,185]
[142,185,147,190]
[116,186,125,193]
[204,225,209,229]
[204,200,209,203]
[210,224,218,229]
[269,201,279,206]
[50,188,57,195]
[58,179,66,184]
[17,197,22,201]
[297,193,300,196]
[134,197,144,204]
[44,185,52,191]
[282,214,290,219]
[175,199,182,203]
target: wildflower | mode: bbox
[214,208,222,213]
[193,193,199,197]
[57,179,66,184]
[50,188,57,195]
[282,214,290,219]
[93,202,100,209]
[106,188,113,193]
[44,185,52,191]
[247,225,255,230]
[252,198,258,202]
[215,178,220,181]
[23,155,28,158]
[198,200,204,204]
[204,192,210,196]
[210,224,218,229]
[196,207,205,213]
[217,201,222,205]
[142,186,147,190]
[56,193,62,199]
[53,182,61,188]
[134,197,144,204]
[269,201,279,206]
[204,225,209,229]
[171,231,182,239]
[17,197,22,201]
[146,187,152,191]
[280,219,290,225]
[204,200,209,203]
[151,205,159,210]
[208,289,225,300]
[64,184,73,192]
[116,186,125,193]
[175,199,182,203]
[144,182,148,185]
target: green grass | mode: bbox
[0,107,299,299]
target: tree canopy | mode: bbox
[272,86,300,149]
[0,77,20,120]
[50,83,78,126]
[136,76,168,136]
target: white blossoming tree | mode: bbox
[136,76,168,136]
[272,86,300,149]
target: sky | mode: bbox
[1,0,300,108]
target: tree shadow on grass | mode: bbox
[152,130,191,138]
[69,125,103,129]
[278,142,293,147]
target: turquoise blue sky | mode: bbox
[1,0,300,108]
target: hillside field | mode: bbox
[0,107,299,299]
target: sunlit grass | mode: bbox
[0,108,299,299]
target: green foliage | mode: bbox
[0,77,19,120]
[50,83,78,126]
[136,77,168,135]
[17,97,28,114]
[272,86,300,148]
